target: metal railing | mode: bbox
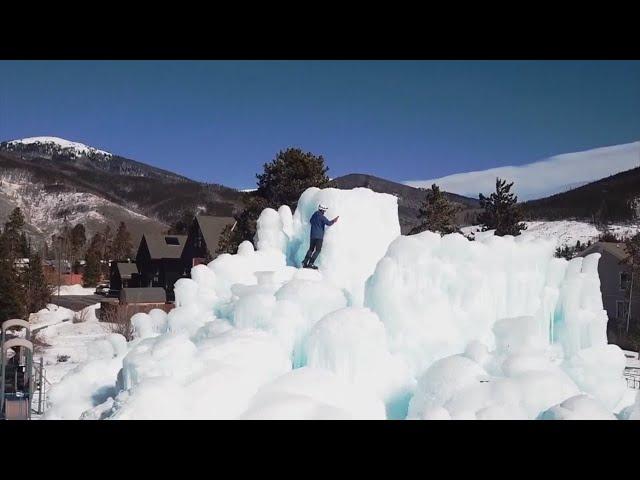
[31,358,51,416]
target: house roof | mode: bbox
[119,287,166,304]
[194,215,236,255]
[141,233,187,259]
[579,241,629,261]
[116,262,138,279]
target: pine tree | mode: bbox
[256,148,330,210]
[101,225,113,261]
[169,211,195,235]
[619,233,640,334]
[22,252,51,315]
[0,259,24,321]
[83,248,102,287]
[216,196,267,254]
[409,184,460,235]
[111,222,133,261]
[69,223,86,264]
[220,148,330,254]
[3,207,27,259]
[478,178,527,236]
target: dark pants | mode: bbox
[303,238,323,267]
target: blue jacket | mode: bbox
[310,210,335,239]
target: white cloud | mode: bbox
[405,141,640,201]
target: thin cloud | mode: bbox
[405,141,640,201]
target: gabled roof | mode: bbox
[194,215,236,254]
[579,241,629,262]
[116,262,138,279]
[140,233,187,259]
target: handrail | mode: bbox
[2,338,34,352]
[1,319,30,332]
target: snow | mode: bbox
[462,221,640,249]
[54,284,96,296]
[39,187,637,420]
[7,136,112,157]
[29,304,112,386]
[406,140,640,201]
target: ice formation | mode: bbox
[44,186,635,420]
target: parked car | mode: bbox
[95,283,110,296]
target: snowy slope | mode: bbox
[406,141,640,201]
[8,136,112,157]
[461,220,640,248]
[0,169,167,241]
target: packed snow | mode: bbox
[41,187,638,420]
[406,140,640,201]
[7,136,112,157]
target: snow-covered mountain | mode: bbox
[7,136,113,158]
[405,141,640,201]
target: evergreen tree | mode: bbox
[0,259,24,321]
[409,184,460,235]
[22,252,51,316]
[478,178,527,236]
[111,222,133,260]
[101,224,113,261]
[83,248,102,287]
[3,207,27,259]
[219,148,330,254]
[69,223,86,263]
[216,195,267,254]
[169,211,195,235]
[620,233,640,334]
[19,232,30,257]
[256,148,330,210]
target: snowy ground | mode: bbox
[461,221,640,249]
[30,304,112,386]
[53,285,97,296]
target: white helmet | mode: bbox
[318,203,328,211]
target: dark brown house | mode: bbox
[181,215,236,271]
[578,241,639,348]
[110,262,139,292]
[135,233,187,301]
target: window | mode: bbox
[165,236,180,245]
[616,301,630,320]
[620,272,632,291]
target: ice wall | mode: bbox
[43,187,632,420]
[259,187,401,306]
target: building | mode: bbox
[110,261,139,292]
[98,287,173,322]
[181,215,236,270]
[135,233,187,301]
[578,241,638,348]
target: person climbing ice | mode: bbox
[302,203,339,269]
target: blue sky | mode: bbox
[1,60,639,189]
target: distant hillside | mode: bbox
[523,166,640,222]
[0,137,245,243]
[331,173,480,233]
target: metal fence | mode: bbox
[624,369,640,390]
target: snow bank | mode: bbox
[54,284,96,296]
[43,187,632,420]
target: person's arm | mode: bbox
[329,216,339,225]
